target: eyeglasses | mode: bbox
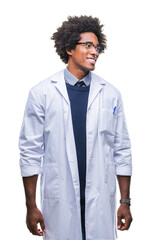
[76,41,102,54]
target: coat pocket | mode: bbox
[43,163,60,199]
[99,109,116,148]
[99,109,116,136]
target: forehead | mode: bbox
[79,32,99,44]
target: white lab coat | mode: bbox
[19,70,132,240]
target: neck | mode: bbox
[67,64,88,80]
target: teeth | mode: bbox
[88,59,95,63]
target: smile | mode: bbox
[87,58,96,64]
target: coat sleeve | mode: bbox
[114,93,132,176]
[19,89,45,177]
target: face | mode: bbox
[67,32,100,78]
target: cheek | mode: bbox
[75,54,86,64]
[72,49,88,64]
[79,52,87,63]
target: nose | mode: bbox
[90,46,99,57]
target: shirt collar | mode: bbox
[64,66,91,86]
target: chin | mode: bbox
[83,65,95,72]
[90,66,95,71]
[88,66,95,71]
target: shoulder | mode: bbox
[29,69,64,98]
[31,69,64,90]
[91,72,121,98]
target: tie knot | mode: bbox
[75,81,85,87]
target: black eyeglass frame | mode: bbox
[76,41,102,54]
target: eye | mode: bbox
[85,43,92,48]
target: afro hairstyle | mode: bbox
[51,15,107,64]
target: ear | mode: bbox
[66,49,73,56]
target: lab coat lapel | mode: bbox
[51,70,70,105]
[51,70,81,211]
[88,73,106,110]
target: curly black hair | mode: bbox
[51,15,107,64]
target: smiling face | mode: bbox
[66,32,99,79]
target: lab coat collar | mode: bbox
[50,70,106,107]
[51,69,70,104]
[88,72,106,109]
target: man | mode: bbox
[19,16,132,240]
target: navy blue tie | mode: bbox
[75,81,86,87]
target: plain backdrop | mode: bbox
[0,0,151,239]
